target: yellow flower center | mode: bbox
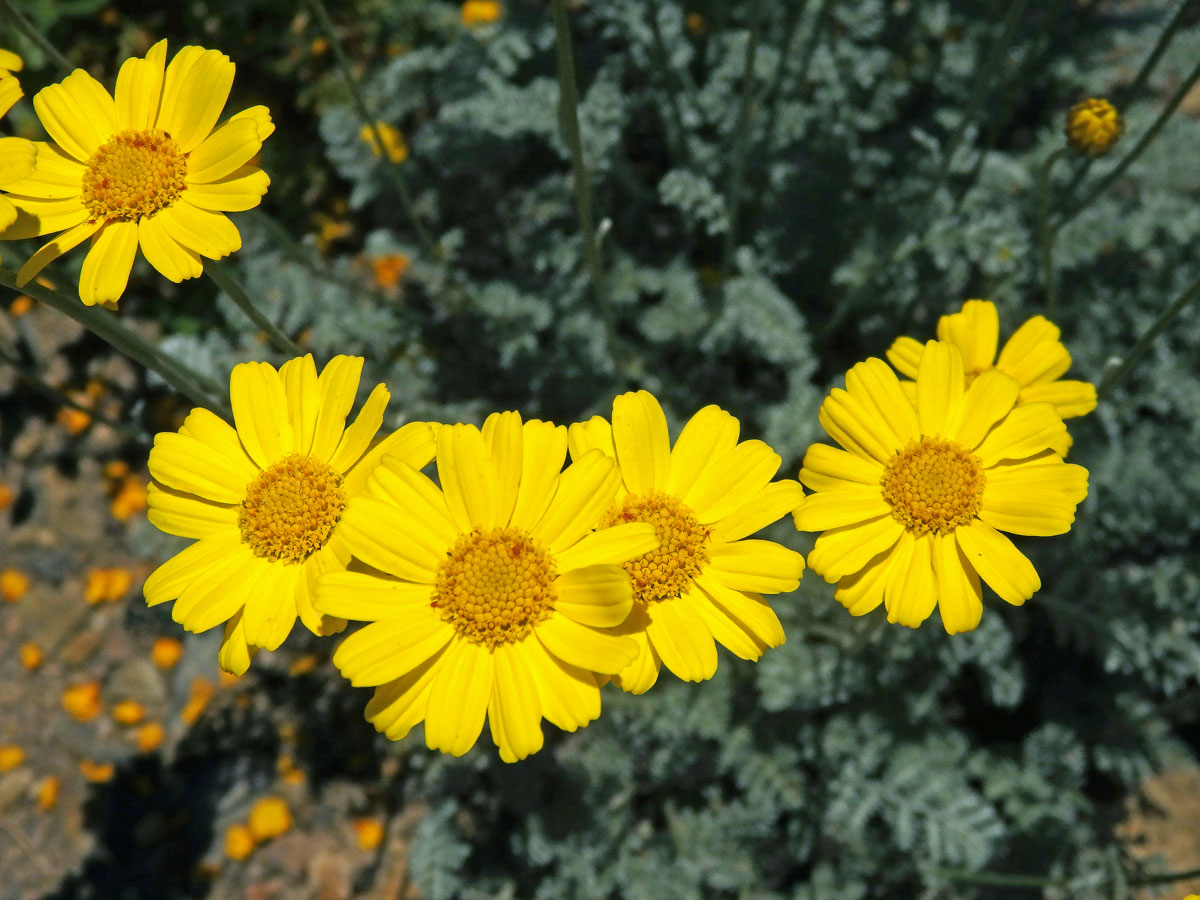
[880,437,986,537]
[599,491,710,605]
[432,527,558,648]
[238,454,346,563]
[81,128,188,222]
[1065,98,1123,157]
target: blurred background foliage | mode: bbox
[4,0,1200,897]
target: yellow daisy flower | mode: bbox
[0,39,272,306]
[793,341,1089,634]
[568,391,805,694]
[886,299,1096,455]
[143,354,437,675]
[1065,97,1122,157]
[313,412,659,763]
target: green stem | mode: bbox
[0,266,230,417]
[0,0,73,76]
[1097,271,1200,400]
[304,0,440,260]
[0,343,150,442]
[718,0,766,279]
[1038,147,1068,318]
[550,0,618,368]
[205,259,304,357]
[1056,52,1200,231]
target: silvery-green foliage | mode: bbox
[155,0,1200,895]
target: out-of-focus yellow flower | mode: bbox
[151,636,184,669]
[247,796,292,842]
[371,252,410,290]
[313,213,352,251]
[686,13,707,36]
[79,759,116,782]
[0,744,25,771]
[310,37,329,55]
[57,405,92,434]
[19,642,43,670]
[225,823,256,860]
[180,676,215,725]
[277,753,305,785]
[62,681,103,721]
[37,775,60,811]
[134,722,166,752]
[359,121,407,163]
[9,295,31,316]
[110,699,145,725]
[85,566,135,604]
[461,0,502,26]
[352,817,385,851]
[103,460,130,480]
[1,568,29,602]
[110,475,148,521]
[0,482,13,511]
[289,654,319,675]
[1065,98,1122,156]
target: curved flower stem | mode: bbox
[0,266,230,417]
[551,0,620,371]
[304,0,439,261]
[718,0,766,280]
[1097,271,1200,401]
[204,259,304,358]
[1038,147,1068,318]
[0,343,150,443]
[1055,52,1200,232]
[0,0,73,76]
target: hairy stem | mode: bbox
[205,259,304,358]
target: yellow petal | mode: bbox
[0,136,36,184]
[936,299,999,374]
[612,625,660,694]
[955,519,1040,606]
[883,533,937,628]
[978,489,1082,536]
[974,402,1065,467]
[481,411,523,525]
[645,596,718,682]
[885,335,924,379]
[916,340,965,436]
[157,47,235,152]
[950,368,1020,451]
[339,496,445,582]
[612,390,671,494]
[314,570,434,622]
[179,406,255,467]
[0,49,22,72]
[228,105,275,141]
[78,220,138,306]
[683,439,781,524]
[278,354,320,456]
[997,316,1070,386]
[182,165,269,212]
[186,117,262,183]
[488,641,544,763]
[791,486,891,532]
[16,219,101,287]
[424,639,493,756]
[553,521,657,572]
[807,515,904,583]
[509,419,568,530]
[707,539,805,595]
[566,414,614,462]
[156,201,241,259]
[309,355,364,462]
[1019,379,1097,419]
[332,613,451,687]
[555,565,635,628]
[365,459,459,550]
[520,636,600,732]
[666,404,740,497]
[342,420,437,497]
[146,482,237,539]
[818,388,896,465]
[33,70,115,162]
[535,612,637,674]
[3,195,88,241]
[845,357,919,448]
[173,547,262,632]
[218,610,254,675]
[437,422,498,531]
[240,563,299,650]
[798,442,881,492]
[143,531,242,607]
[229,360,292,468]
[932,532,983,635]
[832,553,890,616]
[148,430,255,503]
[115,39,166,131]
[711,479,805,542]
[694,573,786,649]
[365,651,446,741]
[686,586,768,661]
[531,449,621,555]
[138,214,203,283]
[328,383,389,474]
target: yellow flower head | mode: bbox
[0,40,273,306]
[247,795,292,842]
[314,412,660,763]
[1065,97,1122,156]
[461,0,503,26]
[568,391,804,693]
[359,122,407,164]
[887,300,1096,456]
[793,341,1089,634]
[143,353,437,675]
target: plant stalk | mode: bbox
[1038,147,1068,318]
[0,0,73,76]
[205,259,304,357]
[719,0,766,279]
